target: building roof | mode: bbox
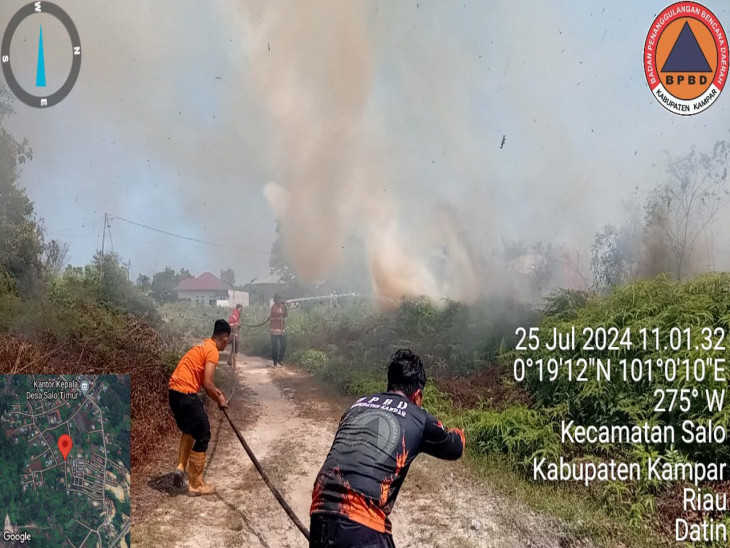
[174,272,232,291]
[246,272,283,285]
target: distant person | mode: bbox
[269,293,288,367]
[168,319,230,495]
[227,304,243,366]
[309,349,465,548]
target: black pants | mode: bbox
[271,334,287,364]
[168,390,211,452]
[309,514,395,548]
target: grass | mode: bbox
[173,282,730,547]
[160,302,232,340]
[466,456,669,548]
[0,256,190,473]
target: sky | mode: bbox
[2,0,729,296]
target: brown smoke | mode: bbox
[244,0,480,303]
[250,0,373,280]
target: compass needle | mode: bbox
[36,24,46,87]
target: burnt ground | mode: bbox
[436,362,531,410]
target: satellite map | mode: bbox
[0,375,130,547]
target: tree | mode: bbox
[590,204,643,289]
[63,264,84,278]
[267,220,324,297]
[591,226,623,288]
[93,252,156,317]
[220,268,235,286]
[43,239,69,277]
[150,267,180,304]
[269,220,297,284]
[529,241,560,301]
[136,274,151,291]
[0,87,43,293]
[644,141,729,280]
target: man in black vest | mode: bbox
[309,349,465,547]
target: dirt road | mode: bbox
[133,356,591,548]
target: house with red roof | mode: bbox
[174,272,232,306]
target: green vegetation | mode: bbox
[242,296,535,391]
[590,141,729,288]
[160,301,231,340]
[0,422,29,528]
[0,89,42,295]
[1,251,163,368]
[147,267,193,304]
[0,88,160,352]
[0,94,159,348]
[516,275,730,465]
[3,74,728,546]
[236,282,730,547]
[0,92,170,548]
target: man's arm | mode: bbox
[420,414,464,460]
[202,361,227,409]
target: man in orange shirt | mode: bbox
[269,293,288,367]
[169,319,230,495]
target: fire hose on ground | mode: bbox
[222,408,311,541]
[221,315,311,542]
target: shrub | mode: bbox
[160,301,230,339]
[464,405,561,468]
[289,349,330,373]
[510,273,730,464]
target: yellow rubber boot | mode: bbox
[173,434,194,489]
[188,451,215,495]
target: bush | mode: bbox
[510,273,730,464]
[160,301,230,340]
[243,296,536,384]
[465,405,561,468]
[289,349,330,373]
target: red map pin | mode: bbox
[58,434,73,461]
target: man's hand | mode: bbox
[449,427,466,449]
[216,389,228,409]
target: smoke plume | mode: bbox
[243,0,480,303]
[9,1,730,296]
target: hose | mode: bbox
[221,408,311,541]
[238,317,271,328]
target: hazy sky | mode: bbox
[2,0,729,289]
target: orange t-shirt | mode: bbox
[169,339,219,394]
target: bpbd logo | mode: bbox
[1,2,81,108]
[645,2,727,115]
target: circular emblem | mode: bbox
[334,410,401,465]
[1,2,81,108]
[644,2,726,115]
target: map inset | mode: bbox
[0,375,130,547]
